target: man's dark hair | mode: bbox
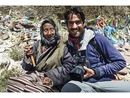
[64,6,85,24]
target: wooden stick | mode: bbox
[30,55,36,67]
[26,40,36,67]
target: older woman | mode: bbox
[7,19,74,92]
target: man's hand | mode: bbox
[83,66,95,79]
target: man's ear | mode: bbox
[83,22,86,27]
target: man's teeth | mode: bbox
[72,30,78,32]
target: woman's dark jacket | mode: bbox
[22,40,75,86]
[22,19,75,87]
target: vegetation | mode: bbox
[9,46,24,61]
[0,67,24,92]
[0,46,24,92]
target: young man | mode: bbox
[61,6,130,92]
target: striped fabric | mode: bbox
[7,72,54,92]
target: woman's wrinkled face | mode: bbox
[43,23,56,41]
[67,14,85,38]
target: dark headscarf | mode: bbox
[40,19,60,46]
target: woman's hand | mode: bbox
[24,45,33,56]
[42,77,53,86]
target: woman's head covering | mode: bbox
[40,19,60,46]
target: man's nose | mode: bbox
[72,23,78,28]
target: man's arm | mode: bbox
[91,34,126,78]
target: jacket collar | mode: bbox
[68,28,95,50]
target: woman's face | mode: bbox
[42,23,56,41]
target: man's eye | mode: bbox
[76,21,82,25]
[68,21,73,25]
[44,29,48,32]
[68,20,82,25]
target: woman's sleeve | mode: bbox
[22,41,38,71]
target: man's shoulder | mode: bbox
[94,33,106,40]
[85,26,96,31]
